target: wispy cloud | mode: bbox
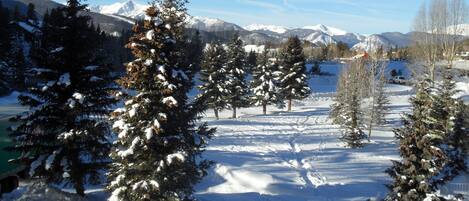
[238,0,286,14]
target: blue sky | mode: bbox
[62,0,426,34]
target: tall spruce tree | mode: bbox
[198,42,229,120]
[428,67,466,188]
[331,61,367,147]
[250,50,281,115]
[225,33,249,118]
[26,3,37,23]
[279,36,311,112]
[385,79,449,200]
[7,0,117,196]
[184,30,203,73]
[108,1,215,200]
[246,50,257,74]
[0,1,11,95]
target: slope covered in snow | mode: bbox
[90,0,147,19]
[352,34,393,52]
[186,16,244,32]
[447,24,469,36]
[244,24,289,34]
[303,24,347,36]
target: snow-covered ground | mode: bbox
[1,61,467,201]
[193,86,411,201]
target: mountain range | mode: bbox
[8,0,467,52]
[88,0,415,51]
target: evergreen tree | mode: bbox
[225,33,249,118]
[7,0,117,196]
[198,42,229,120]
[385,79,449,200]
[9,43,26,91]
[184,30,203,73]
[340,64,367,148]
[331,61,368,147]
[108,1,215,200]
[0,1,11,95]
[366,63,389,140]
[26,3,37,23]
[428,68,466,188]
[12,5,22,22]
[279,36,311,112]
[250,50,281,115]
[310,61,321,75]
[246,50,257,74]
[372,70,389,126]
[340,85,367,148]
[0,1,11,57]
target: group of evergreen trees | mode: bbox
[0,1,38,95]
[1,0,213,200]
[7,0,118,196]
[199,35,311,118]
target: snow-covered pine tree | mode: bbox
[225,33,249,118]
[385,79,449,200]
[198,42,229,120]
[7,0,118,196]
[341,63,367,148]
[251,50,281,115]
[279,36,311,112]
[332,61,367,147]
[340,85,367,148]
[108,1,215,200]
[428,67,466,188]
[182,30,203,74]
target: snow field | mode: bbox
[194,63,415,200]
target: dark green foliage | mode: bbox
[0,1,11,95]
[225,33,249,118]
[183,30,204,74]
[26,3,37,22]
[7,0,118,196]
[108,1,215,200]
[310,61,321,75]
[198,42,229,120]
[246,50,257,74]
[278,36,311,112]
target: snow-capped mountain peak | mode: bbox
[90,0,147,19]
[186,16,244,32]
[244,24,290,34]
[302,24,347,36]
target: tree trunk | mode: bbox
[75,179,85,196]
[262,103,267,115]
[288,98,292,112]
[368,109,374,142]
[232,107,237,119]
[214,109,219,120]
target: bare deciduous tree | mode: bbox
[412,0,468,81]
